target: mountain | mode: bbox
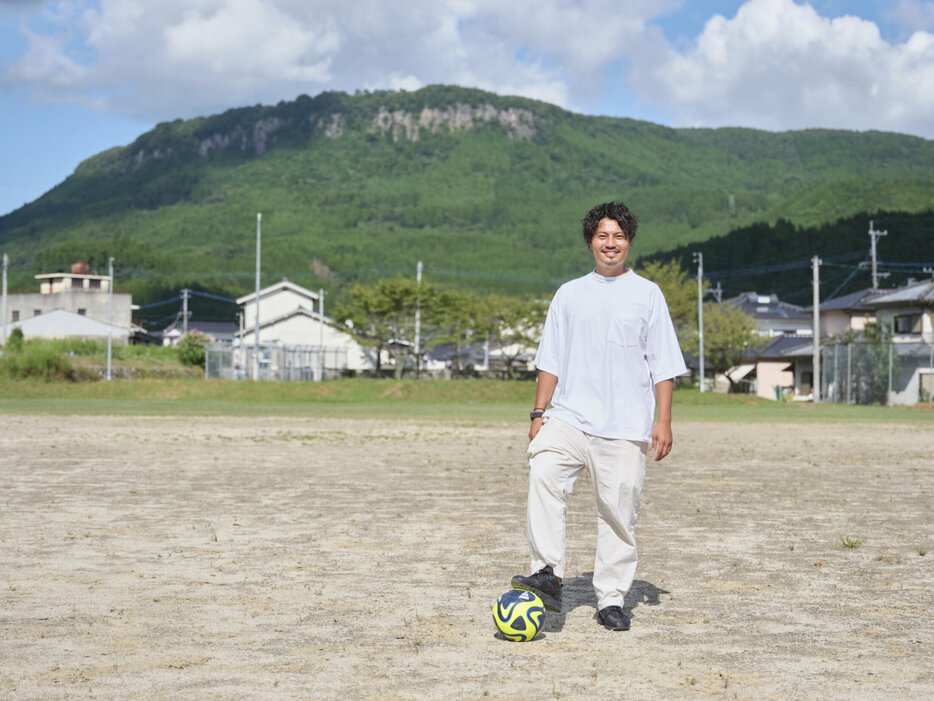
[2,84,933,309]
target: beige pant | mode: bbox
[526,418,647,610]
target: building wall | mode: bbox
[39,275,111,294]
[821,310,875,336]
[241,288,319,330]
[755,361,794,400]
[4,292,132,328]
[239,314,373,371]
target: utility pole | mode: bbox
[254,213,262,381]
[181,288,190,335]
[414,260,423,378]
[107,257,114,381]
[318,287,325,381]
[710,281,723,304]
[812,255,821,402]
[868,220,889,290]
[693,252,705,392]
[1,253,7,346]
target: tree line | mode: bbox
[333,261,762,382]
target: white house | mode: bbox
[867,279,934,404]
[236,280,373,373]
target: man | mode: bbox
[511,201,688,632]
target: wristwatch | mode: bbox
[530,410,545,420]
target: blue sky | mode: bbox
[1,0,933,217]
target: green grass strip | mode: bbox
[0,378,929,422]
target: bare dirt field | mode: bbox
[1,413,932,699]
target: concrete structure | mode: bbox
[236,279,373,373]
[0,309,129,344]
[4,262,132,330]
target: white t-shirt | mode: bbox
[535,270,689,441]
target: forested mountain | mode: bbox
[642,210,934,306]
[2,84,933,314]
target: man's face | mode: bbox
[589,218,631,276]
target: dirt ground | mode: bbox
[1,413,931,699]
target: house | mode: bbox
[158,320,239,346]
[725,291,813,338]
[1,309,130,344]
[863,279,934,404]
[3,261,133,331]
[735,334,814,400]
[819,288,879,335]
[236,279,373,374]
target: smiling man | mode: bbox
[511,201,688,631]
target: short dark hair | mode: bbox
[581,201,638,244]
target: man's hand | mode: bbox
[529,418,543,442]
[651,419,673,462]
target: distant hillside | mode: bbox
[643,210,934,305]
[2,84,933,307]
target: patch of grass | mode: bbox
[840,536,863,549]
[0,379,930,421]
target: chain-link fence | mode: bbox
[204,343,348,381]
[822,341,934,405]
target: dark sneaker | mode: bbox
[511,565,563,611]
[598,605,631,631]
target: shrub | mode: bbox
[176,331,209,367]
[1,341,75,381]
[6,328,24,353]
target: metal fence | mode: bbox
[204,343,348,381]
[821,341,934,405]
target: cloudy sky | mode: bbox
[1,0,933,216]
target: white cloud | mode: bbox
[629,0,934,137]
[2,0,679,120]
[887,0,934,32]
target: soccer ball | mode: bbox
[492,589,545,642]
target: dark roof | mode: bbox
[820,288,880,312]
[743,334,812,361]
[727,292,810,321]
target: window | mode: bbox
[11,310,18,322]
[894,314,920,334]
[33,309,41,317]
[89,279,101,290]
[78,309,87,316]
[71,278,82,289]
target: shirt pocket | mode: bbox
[607,314,644,349]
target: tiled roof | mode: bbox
[820,288,880,312]
[726,292,811,321]
[869,280,934,306]
[743,334,812,360]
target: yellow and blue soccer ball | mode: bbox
[492,589,545,642]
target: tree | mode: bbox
[695,303,758,382]
[825,322,897,405]
[176,331,209,367]
[334,277,433,379]
[486,294,549,379]
[429,289,492,376]
[637,260,696,335]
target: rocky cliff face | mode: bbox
[367,103,535,141]
[129,100,536,169]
